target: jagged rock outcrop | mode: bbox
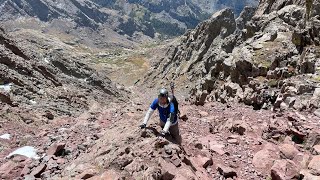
[144,0,320,112]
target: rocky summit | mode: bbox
[0,0,320,180]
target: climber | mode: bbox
[139,85,181,144]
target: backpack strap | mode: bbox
[170,82,175,96]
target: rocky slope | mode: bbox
[0,0,258,40]
[144,0,320,113]
[0,27,125,122]
[1,85,319,179]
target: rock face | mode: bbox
[144,0,320,112]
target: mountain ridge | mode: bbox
[0,0,258,40]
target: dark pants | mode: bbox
[160,121,182,145]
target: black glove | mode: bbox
[139,123,146,129]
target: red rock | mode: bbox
[47,158,58,170]
[158,158,176,179]
[162,171,175,180]
[271,160,299,180]
[197,155,213,168]
[253,149,276,169]
[171,155,181,167]
[56,158,66,164]
[279,144,299,160]
[0,160,23,179]
[182,157,197,172]
[30,164,47,178]
[287,128,306,140]
[230,121,247,135]
[283,136,294,144]
[287,114,297,121]
[292,153,310,169]
[209,144,226,155]
[46,143,66,156]
[197,137,226,155]
[44,110,54,120]
[299,169,320,180]
[76,169,99,179]
[313,145,320,155]
[154,138,169,149]
[189,154,214,172]
[37,131,49,137]
[217,164,237,178]
[142,167,162,180]
[199,110,209,117]
[308,155,320,176]
[20,164,30,177]
[87,170,120,180]
[253,143,279,170]
[12,155,27,162]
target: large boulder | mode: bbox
[271,160,300,180]
[279,144,299,160]
[308,155,320,176]
[253,143,279,171]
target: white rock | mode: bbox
[6,146,40,159]
[29,100,37,105]
[0,133,10,140]
[0,83,12,92]
[43,58,50,63]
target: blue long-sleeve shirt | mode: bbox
[150,98,178,124]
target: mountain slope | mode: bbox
[1,0,320,180]
[0,0,258,40]
[143,0,320,111]
[0,27,125,118]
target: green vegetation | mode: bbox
[91,47,150,85]
[140,42,160,49]
[252,44,272,69]
[129,5,150,22]
[259,61,272,68]
[150,18,185,37]
[268,79,278,88]
[256,76,266,83]
[313,76,320,82]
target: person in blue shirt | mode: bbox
[140,88,181,144]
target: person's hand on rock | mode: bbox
[139,123,146,129]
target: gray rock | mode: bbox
[236,6,257,30]
[314,109,320,118]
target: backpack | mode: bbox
[169,82,179,116]
[170,95,180,116]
